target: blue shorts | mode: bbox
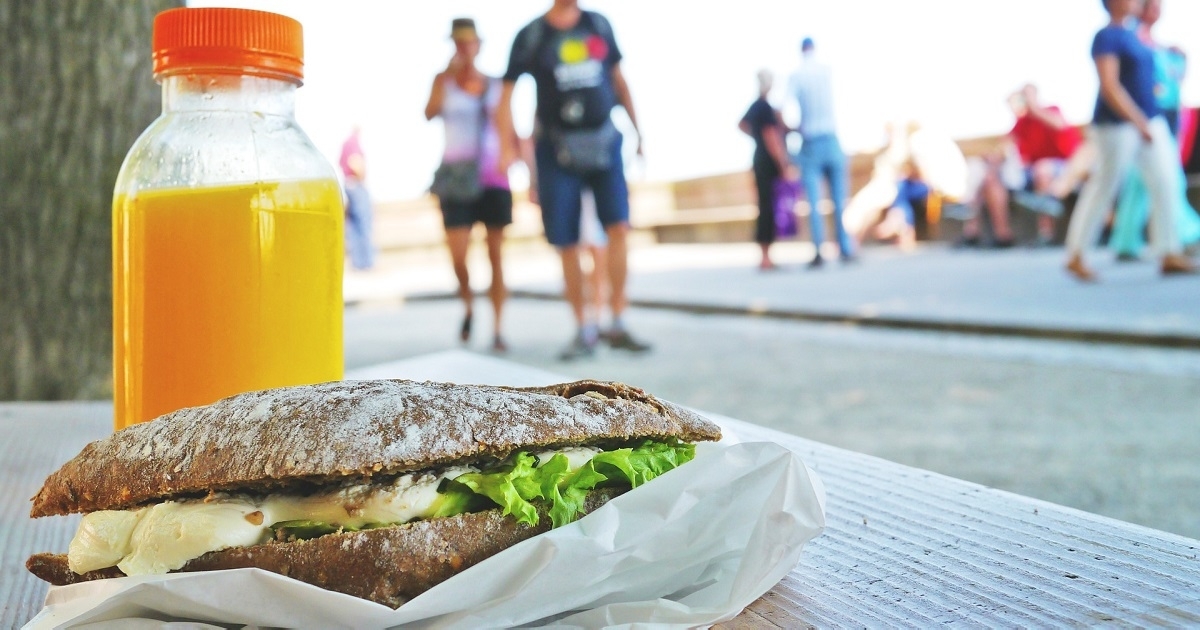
[534,133,629,247]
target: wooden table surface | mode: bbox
[4,350,1199,628]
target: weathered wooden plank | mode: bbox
[5,383,1200,627]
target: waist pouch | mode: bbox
[550,120,619,174]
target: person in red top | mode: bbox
[962,84,1094,246]
[1007,85,1096,243]
[1011,95,1083,165]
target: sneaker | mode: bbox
[954,235,981,249]
[1013,191,1064,218]
[558,334,597,361]
[807,254,824,269]
[941,202,974,221]
[1066,255,1096,282]
[606,329,651,352]
[459,312,472,343]
[1161,255,1198,276]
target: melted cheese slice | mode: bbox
[67,447,601,576]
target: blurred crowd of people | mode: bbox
[349,0,1198,359]
[740,0,1198,281]
[420,0,650,360]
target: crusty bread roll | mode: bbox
[27,379,720,607]
[31,379,719,517]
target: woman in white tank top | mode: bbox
[424,18,516,352]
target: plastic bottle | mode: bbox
[112,7,343,429]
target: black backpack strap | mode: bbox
[581,11,611,42]
[510,17,547,77]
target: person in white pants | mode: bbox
[1065,0,1195,281]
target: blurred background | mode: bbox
[198,0,1200,202]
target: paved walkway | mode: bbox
[347,241,1200,347]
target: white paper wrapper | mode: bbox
[26,441,824,629]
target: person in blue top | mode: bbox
[1108,0,1200,261]
[1064,0,1195,281]
[787,37,856,267]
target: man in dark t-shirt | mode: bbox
[496,0,649,359]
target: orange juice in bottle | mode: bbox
[113,8,343,429]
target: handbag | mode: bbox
[774,178,799,238]
[551,119,619,173]
[431,160,482,202]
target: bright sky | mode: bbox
[188,0,1200,202]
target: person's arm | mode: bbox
[1096,53,1152,141]
[610,63,642,155]
[1025,103,1069,131]
[519,134,538,205]
[346,153,366,181]
[424,73,447,121]
[483,77,522,175]
[496,80,519,173]
[785,74,802,134]
[763,120,790,175]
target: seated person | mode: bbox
[845,120,968,250]
[872,174,927,250]
[964,85,1091,246]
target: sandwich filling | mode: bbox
[67,440,694,577]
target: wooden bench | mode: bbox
[633,133,1008,246]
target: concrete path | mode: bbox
[348,241,1200,346]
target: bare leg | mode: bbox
[484,226,507,349]
[586,244,609,327]
[759,243,774,269]
[605,223,630,319]
[560,245,586,327]
[445,227,473,340]
[982,168,1014,242]
[1049,142,1096,200]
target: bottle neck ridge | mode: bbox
[161,74,297,117]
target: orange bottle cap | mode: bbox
[152,7,304,83]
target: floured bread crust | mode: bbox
[31,379,720,517]
[27,488,625,607]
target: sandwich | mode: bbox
[26,378,721,607]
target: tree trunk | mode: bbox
[0,0,182,400]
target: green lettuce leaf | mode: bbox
[592,440,695,488]
[428,481,485,518]
[274,441,699,540]
[440,440,697,529]
[271,519,342,540]
[451,452,541,526]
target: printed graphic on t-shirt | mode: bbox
[554,35,608,124]
[554,35,609,91]
[506,12,620,130]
